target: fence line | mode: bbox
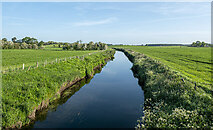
[1,51,100,74]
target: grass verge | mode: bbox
[115,48,213,128]
[2,49,115,128]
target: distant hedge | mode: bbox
[0,41,43,49]
[62,41,108,51]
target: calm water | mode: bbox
[33,51,144,128]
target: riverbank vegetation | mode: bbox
[112,46,211,91]
[2,49,115,128]
[114,48,212,128]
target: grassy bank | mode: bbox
[111,46,212,91]
[115,48,212,128]
[2,49,115,128]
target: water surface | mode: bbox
[33,51,144,128]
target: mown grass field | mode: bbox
[111,46,212,90]
[2,49,98,71]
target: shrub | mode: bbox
[14,43,20,49]
[28,44,32,49]
[32,44,38,49]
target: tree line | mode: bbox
[62,41,108,50]
[0,37,108,50]
[1,37,44,49]
[190,41,211,47]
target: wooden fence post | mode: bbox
[56,58,57,63]
[23,63,24,70]
[28,66,31,71]
[37,62,39,68]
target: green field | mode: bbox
[2,49,98,71]
[115,48,212,128]
[43,44,62,50]
[2,49,115,128]
[111,46,212,90]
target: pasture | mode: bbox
[111,46,212,90]
[2,49,98,72]
[2,49,115,128]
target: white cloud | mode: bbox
[74,17,118,27]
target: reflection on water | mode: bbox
[32,51,144,128]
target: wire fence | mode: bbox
[1,51,101,74]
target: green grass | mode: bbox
[2,49,98,71]
[115,48,212,128]
[43,44,62,50]
[2,49,115,128]
[111,46,212,90]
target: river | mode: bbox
[32,51,144,128]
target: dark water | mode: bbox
[33,51,144,128]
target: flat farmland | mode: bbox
[112,46,212,90]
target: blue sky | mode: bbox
[2,2,211,44]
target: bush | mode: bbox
[14,43,20,49]
[32,44,38,49]
[28,44,32,49]
[20,42,28,49]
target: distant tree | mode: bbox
[38,41,44,47]
[191,42,196,47]
[22,37,38,44]
[32,44,38,49]
[22,37,31,43]
[2,44,8,49]
[104,44,108,50]
[88,41,94,50]
[73,41,79,50]
[28,44,32,49]
[94,43,98,50]
[2,38,7,42]
[12,37,17,43]
[191,41,208,47]
[8,43,14,49]
[20,42,28,49]
[28,38,38,44]
[201,42,206,47]
[83,43,87,50]
[14,43,20,49]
